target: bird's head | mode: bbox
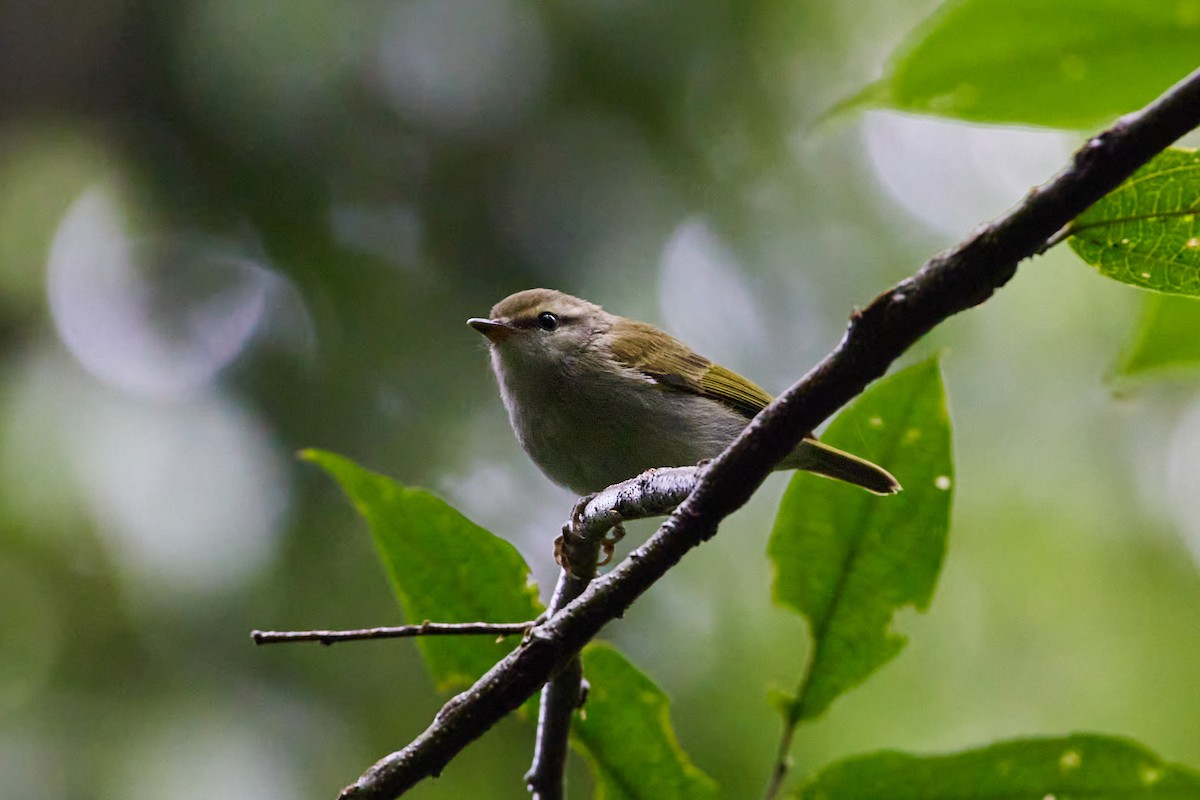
[468,289,610,370]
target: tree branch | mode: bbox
[525,467,702,799]
[337,66,1200,800]
[524,533,601,800]
[250,622,535,646]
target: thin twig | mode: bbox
[251,622,534,646]
[1035,223,1071,254]
[762,722,797,800]
[337,66,1200,800]
[526,656,582,800]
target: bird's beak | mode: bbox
[467,317,515,343]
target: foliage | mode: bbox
[769,358,953,724]
[306,450,718,795]
[573,644,719,800]
[304,0,1200,796]
[857,0,1200,128]
[302,450,544,691]
[5,1,1200,799]
[796,735,1200,800]
[1069,149,1200,296]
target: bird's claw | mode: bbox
[570,492,598,531]
[553,533,567,571]
[596,523,626,567]
[555,492,599,574]
[555,493,628,572]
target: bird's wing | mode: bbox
[607,320,773,419]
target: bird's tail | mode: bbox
[783,439,901,495]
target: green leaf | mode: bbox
[1113,293,1200,382]
[1068,148,1200,296]
[868,0,1200,128]
[795,734,1200,800]
[768,358,953,722]
[303,450,544,691]
[572,643,718,800]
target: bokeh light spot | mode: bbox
[5,348,290,597]
[659,217,768,369]
[47,188,273,399]
[66,382,290,596]
[862,111,1074,236]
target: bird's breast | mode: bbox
[493,352,748,493]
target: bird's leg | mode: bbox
[554,492,599,574]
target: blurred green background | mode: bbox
[2,1,1199,798]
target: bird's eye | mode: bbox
[536,311,560,331]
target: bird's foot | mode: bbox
[555,492,599,573]
[596,522,626,567]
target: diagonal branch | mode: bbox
[337,65,1200,800]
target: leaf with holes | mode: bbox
[768,358,953,723]
[1069,148,1200,296]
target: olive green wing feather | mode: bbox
[607,320,900,493]
[608,320,773,419]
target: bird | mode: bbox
[468,288,899,497]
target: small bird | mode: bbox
[468,289,899,496]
